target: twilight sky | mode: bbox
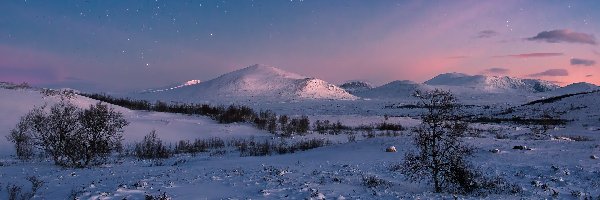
[1,0,599,92]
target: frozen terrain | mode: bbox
[1,68,599,199]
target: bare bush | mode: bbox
[7,101,128,167]
[362,175,392,189]
[5,176,44,200]
[134,130,170,159]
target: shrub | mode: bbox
[7,101,128,167]
[174,138,225,155]
[134,130,170,159]
[5,176,44,200]
[362,175,392,189]
[6,121,34,160]
[377,122,405,131]
[145,192,171,200]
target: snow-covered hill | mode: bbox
[352,80,430,99]
[549,82,599,95]
[425,72,559,92]
[339,81,373,94]
[133,64,357,101]
[502,90,600,123]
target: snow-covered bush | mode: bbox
[7,101,128,167]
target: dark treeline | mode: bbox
[80,93,310,136]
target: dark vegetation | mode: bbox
[7,100,128,167]
[5,176,44,200]
[134,130,170,160]
[524,90,598,106]
[82,93,403,136]
[80,93,311,137]
[400,89,519,195]
[468,116,567,125]
[132,132,329,159]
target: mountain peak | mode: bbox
[231,64,305,80]
[135,64,356,101]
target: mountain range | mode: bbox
[132,64,599,102]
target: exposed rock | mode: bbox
[385,146,397,152]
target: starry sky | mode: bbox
[1,0,599,92]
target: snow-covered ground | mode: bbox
[1,79,599,199]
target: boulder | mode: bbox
[513,145,531,150]
[386,146,397,152]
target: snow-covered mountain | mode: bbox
[550,82,599,95]
[425,72,559,92]
[134,64,357,101]
[339,81,373,94]
[352,80,430,99]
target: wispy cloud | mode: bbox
[528,69,569,77]
[446,56,469,59]
[482,67,509,75]
[526,29,596,45]
[570,58,596,66]
[586,74,593,77]
[475,30,498,38]
[494,53,564,58]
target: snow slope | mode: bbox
[548,82,600,95]
[0,87,268,155]
[501,90,600,124]
[131,64,357,102]
[1,82,600,199]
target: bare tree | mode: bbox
[401,89,474,193]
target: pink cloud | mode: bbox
[527,29,596,45]
[494,53,564,58]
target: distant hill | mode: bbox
[132,64,357,102]
[425,72,559,92]
[339,81,373,94]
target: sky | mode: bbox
[1,0,599,92]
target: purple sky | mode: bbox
[1,0,599,92]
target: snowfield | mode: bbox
[1,68,599,199]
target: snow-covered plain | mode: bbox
[1,67,599,199]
